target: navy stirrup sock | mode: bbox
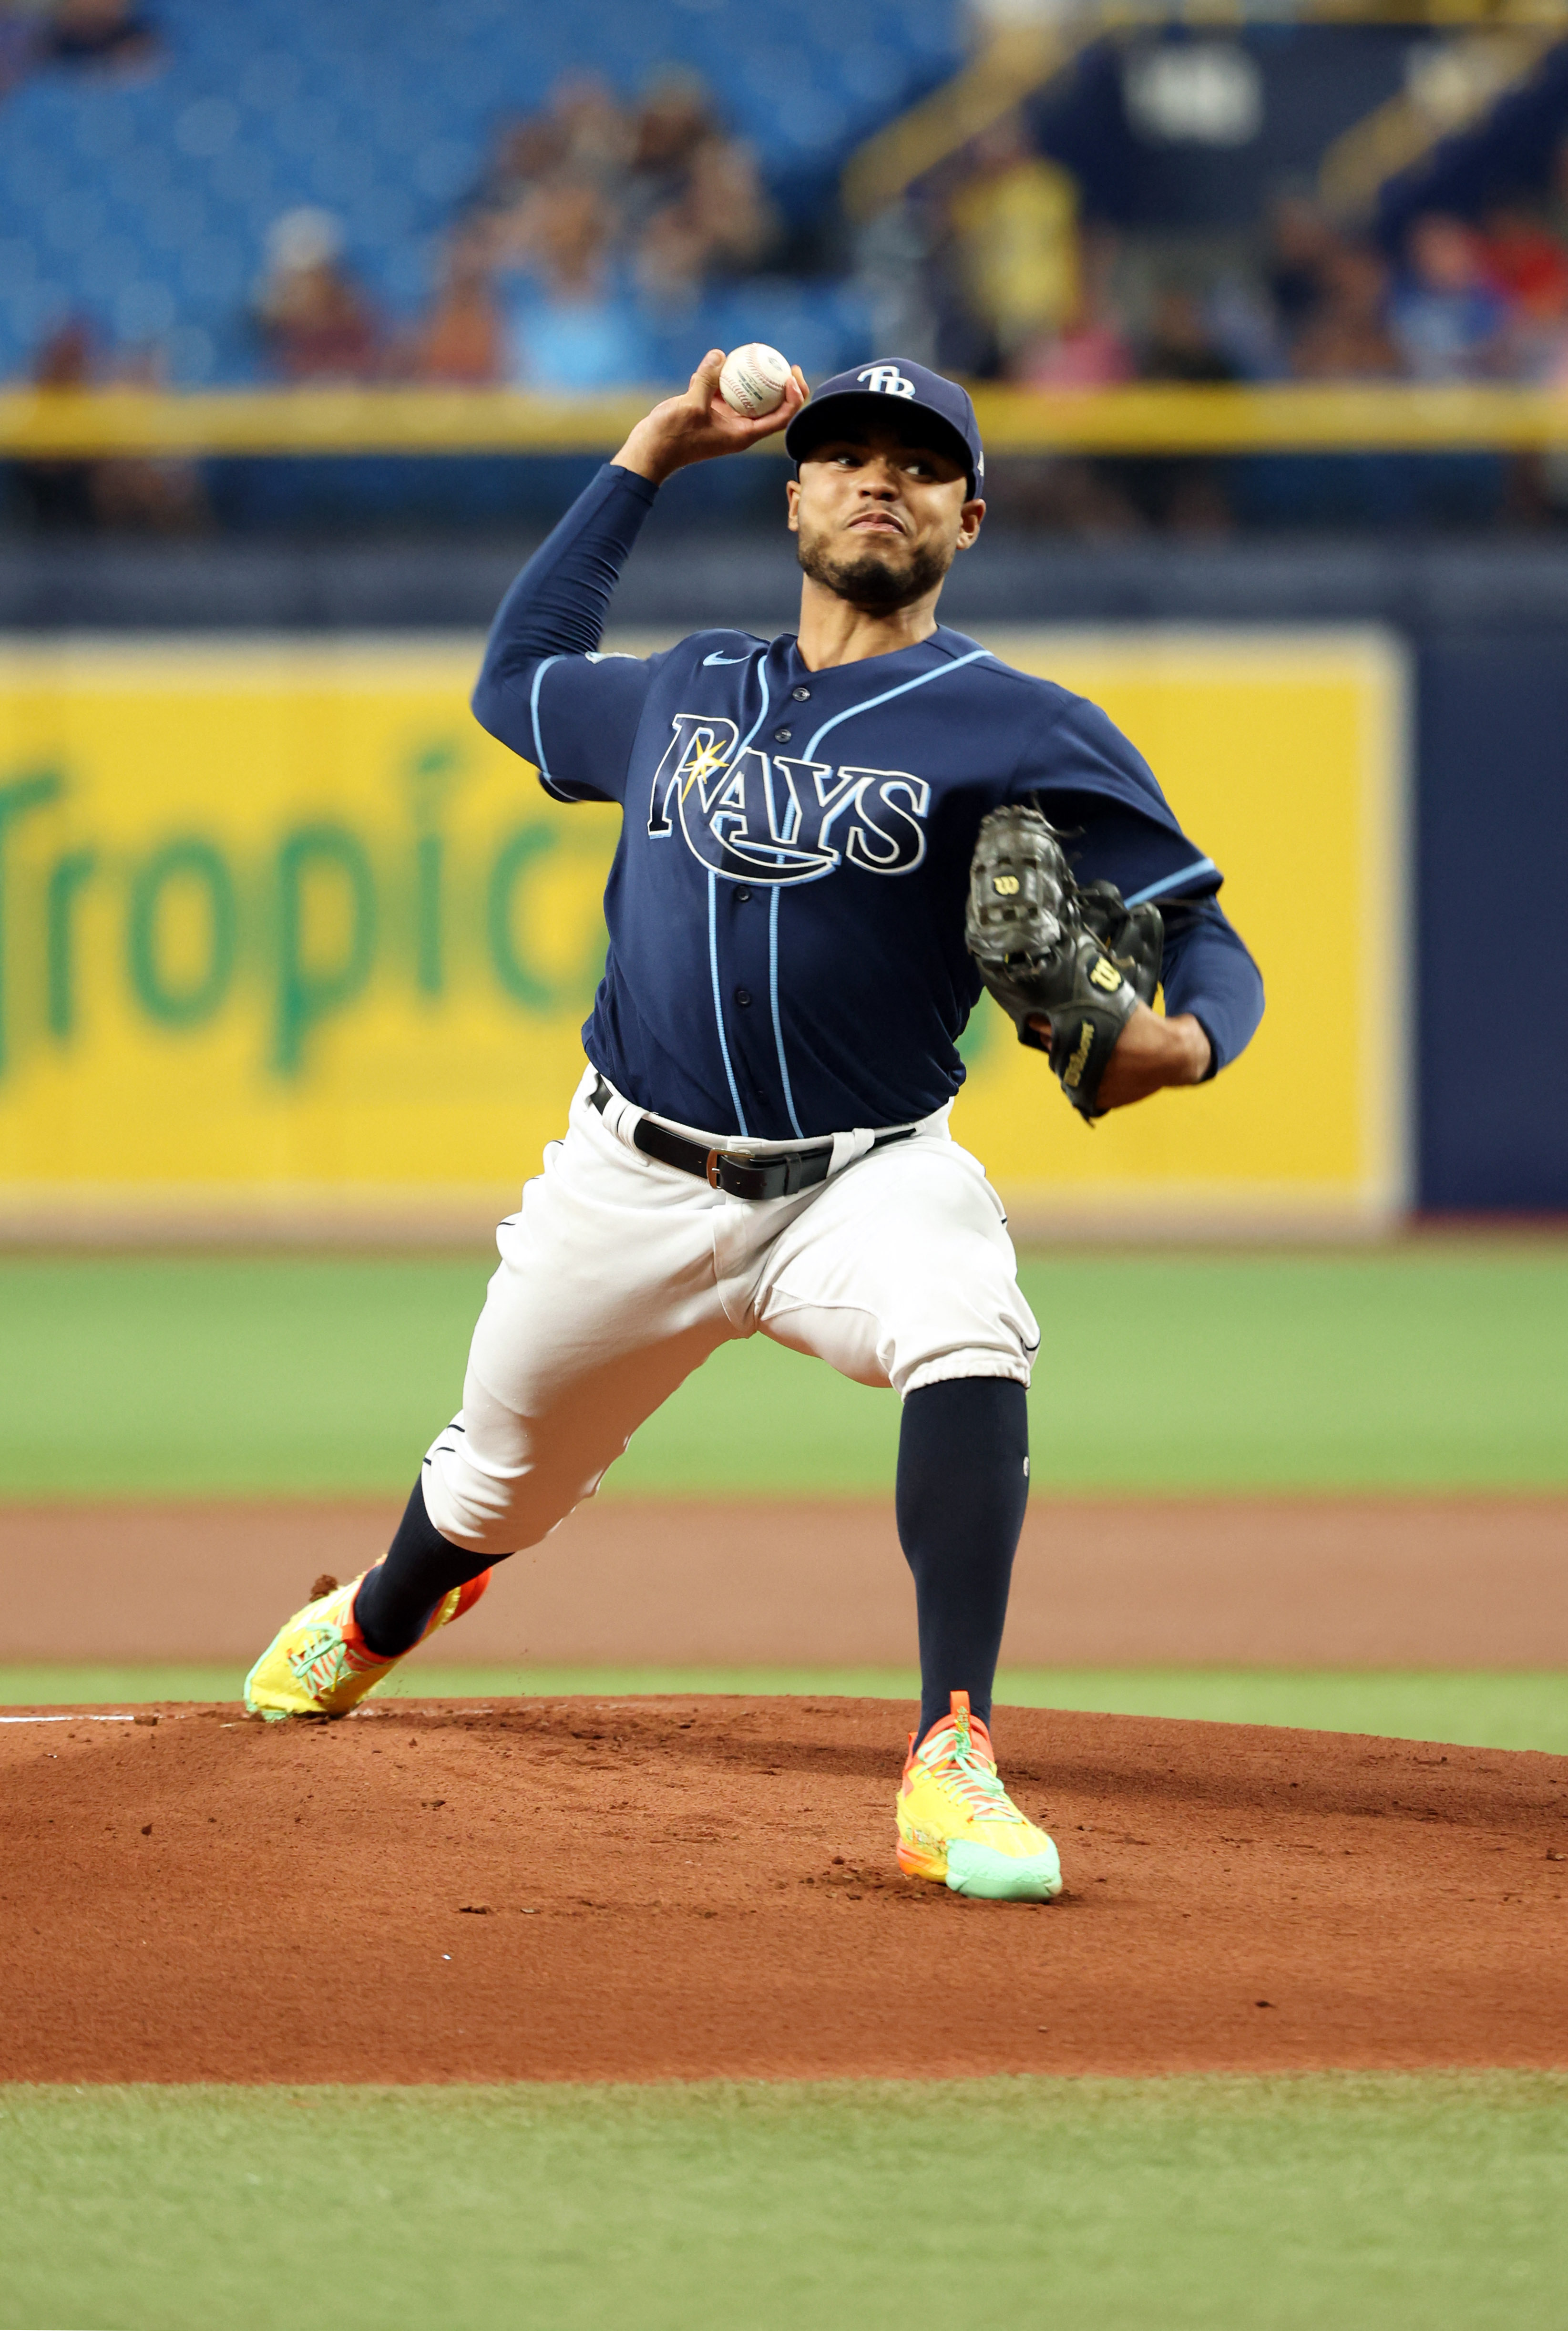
[896,1376,1030,1748]
[353,1478,505,1659]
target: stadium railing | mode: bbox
[3,383,1568,455]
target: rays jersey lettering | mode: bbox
[647,712,931,884]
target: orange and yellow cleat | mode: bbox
[896,1689,1063,1901]
[243,1565,490,1722]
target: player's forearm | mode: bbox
[1159,900,1264,1075]
[472,462,658,726]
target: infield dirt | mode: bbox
[7,1495,1568,1666]
[2,1694,1564,2084]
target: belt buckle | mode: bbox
[707,1147,764,1197]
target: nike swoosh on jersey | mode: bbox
[702,650,751,666]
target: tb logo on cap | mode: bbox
[857,364,915,399]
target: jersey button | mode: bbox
[772,727,791,742]
[791,686,810,701]
[734,885,751,903]
[734,986,752,1008]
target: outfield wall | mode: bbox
[0,627,1405,1238]
[1414,634,1568,1214]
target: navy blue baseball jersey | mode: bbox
[474,463,1263,1140]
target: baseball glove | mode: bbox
[964,803,1164,1122]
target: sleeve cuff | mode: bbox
[605,463,661,508]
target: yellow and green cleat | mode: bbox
[243,1565,491,1722]
[896,1689,1063,1901]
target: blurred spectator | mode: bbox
[468,68,769,375]
[549,73,635,192]
[40,0,159,72]
[1543,134,1568,248]
[1139,289,1238,386]
[1481,203,1568,382]
[1483,204,1568,318]
[626,72,716,225]
[0,0,45,95]
[1267,194,1342,340]
[254,209,380,381]
[11,318,205,531]
[1010,231,1133,388]
[404,229,503,384]
[1000,452,1141,535]
[504,179,649,390]
[90,341,206,529]
[1388,214,1507,381]
[630,71,775,300]
[947,117,1080,368]
[1290,244,1401,380]
[480,74,630,271]
[1120,290,1238,532]
[12,318,96,526]
[30,315,91,381]
[636,134,775,305]
[470,113,570,236]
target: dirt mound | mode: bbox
[2,1696,1564,2084]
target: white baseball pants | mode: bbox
[421,1068,1040,1557]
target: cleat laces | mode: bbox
[916,1728,1029,1827]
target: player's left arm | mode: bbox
[1088,898,1263,1110]
[1010,697,1265,1113]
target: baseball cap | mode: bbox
[784,359,984,494]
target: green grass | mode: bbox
[4,1665,1563,1753]
[0,1246,1566,1499]
[0,2075,1563,2331]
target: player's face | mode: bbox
[787,424,985,612]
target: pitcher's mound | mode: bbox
[3,1695,1564,2083]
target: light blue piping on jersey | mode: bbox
[799,647,993,763]
[707,869,748,1133]
[529,654,575,801]
[705,646,769,1138]
[1125,857,1217,907]
[732,660,808,1136]
[768,888,803,1137]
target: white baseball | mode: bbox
[719,342,792,418]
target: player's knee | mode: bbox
[900,1349,1032,1399]
[421,1442,588,1557]
[883,1257,1039,1398]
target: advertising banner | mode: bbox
[0,628,1405,1236]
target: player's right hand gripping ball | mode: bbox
[964,804,1163,1122]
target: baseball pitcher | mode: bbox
[245,352,1264,1902]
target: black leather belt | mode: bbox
[589,1075,915,1201]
